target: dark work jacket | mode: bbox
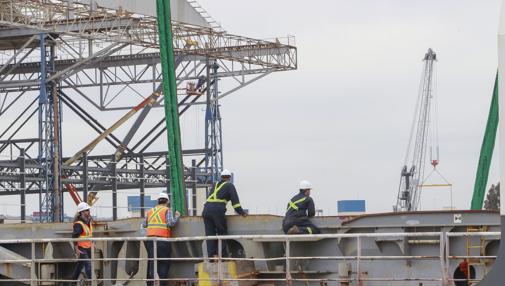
[203,180,246,215]
[284,192,315,219]
[72,216,92,238]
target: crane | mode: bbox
[396,49,438,212]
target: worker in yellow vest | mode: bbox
[143,192,180,286]
[71,202,93,282]
[282,180,320,234]
[202,169,247,258]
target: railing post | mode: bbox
[286,237,292,286]
[218,237,222,286]
[356,236,361,285]
[439,232,449,285]
[91,241,97,286]
[30,242,36,286]
[154,238,158,284]
[445,232,450,276]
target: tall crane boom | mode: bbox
[396,49,437,212]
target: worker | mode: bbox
[195,75,206,91]
[202,169,247,258]
[71,202,93,282]
[143,192,180,286]
[453,260,475,286]
[282,180,321,235]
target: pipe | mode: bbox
[64,92,161,166]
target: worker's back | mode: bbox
[203,180,245,215]
[285,193,315,219]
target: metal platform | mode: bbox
[0,211,499,285]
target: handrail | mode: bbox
[0,231,499,244]
[0,231,499,284]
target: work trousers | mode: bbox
[72,247,92,282]
[282,217,321,234]
[202,210,228,257]
[144,240,172,286]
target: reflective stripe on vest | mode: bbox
[75,221,93,249]
[287,197,307,211]
[146,205,171,238]
[206,182,228,203]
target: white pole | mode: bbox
[498,0,505,216]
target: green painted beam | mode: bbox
[156,0,186,215]
[471,73,499,210]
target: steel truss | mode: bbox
[0,0,297,221]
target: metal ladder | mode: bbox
[466,226,489,285]
[186,0,223,31]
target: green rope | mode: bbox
[156,0,186,215]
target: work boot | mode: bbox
[287,225,300,234]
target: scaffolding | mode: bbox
[0,0,297,221]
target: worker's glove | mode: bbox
[175,211,181,218]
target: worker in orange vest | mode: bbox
[143,192,180,286]
[71,202,93,282]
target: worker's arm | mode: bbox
[72,223,82,256]
[72,223,82,239]
[165,209,180,227]
[142,217,148,228]
[307,197,316,217]
[229,184,246,215]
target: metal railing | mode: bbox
[0,231,500,285]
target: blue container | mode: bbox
[337,200,366,213]
[128,195,158,212]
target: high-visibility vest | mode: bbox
[206,182,228,203]
[74,221,93,249]
[146,205,171,238]
[287,197,307,211]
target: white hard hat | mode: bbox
[298,180,312,190]
[221,169,232,177]
[158,192,169,200]
[77,202,91,213]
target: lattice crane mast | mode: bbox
[396,49,438,212]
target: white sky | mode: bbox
[195,0,502,215]
[0,0,503,218]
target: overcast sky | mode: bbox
[1,0,503,218]
[194,0,502,215]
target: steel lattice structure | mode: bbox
[0,0,297,222]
